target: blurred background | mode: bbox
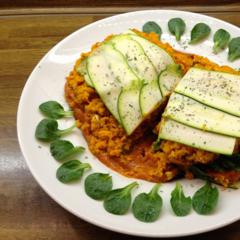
[1,0,239,8]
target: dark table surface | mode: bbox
[1,1,240,239]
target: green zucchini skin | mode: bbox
[158,64,182,96]
[76,58,94,87]
[139,80,163,116]
[128,33,174,74]
[159,67,240,154]
[163,93,240,138]
[87,44,139,124]
[109,35,161,120]
[175,67,240,117]
[109,35,158,82]
[85,32,178,135]
[118,81,143,135]
[158,118,236,155]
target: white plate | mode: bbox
[17,10,240,237]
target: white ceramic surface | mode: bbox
[17,10,240,237]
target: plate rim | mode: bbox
[17,9,240,238]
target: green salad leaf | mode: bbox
[56,160,91,183]
[192,182,219,215]
[35,118,76,142]
[50,139,85,161]
[213,29,231,54]
[228,37,240,62]
[85,173,113,200]
[142,21,162,38]
[189,165,214,182]
[152,138,161,151]
[168,18,186,41]
[190,154,240,188]
[209,154,240,172]
[132,184,162,222]
[39,101,73,119]
[103,182,138,215]
[170,182,191,216]
[190,23,211,44]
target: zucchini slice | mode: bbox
[159,64,182,96]
[76,58,94,87]
[118,33,176,115]
[109,35,158,82]
[128,34,174,73]
[139,80,163,116]
[87,44,139,123]
[109,35,163,117]
[118,81,143,135]
[158,118,236,155]
[125,33,176,115]
[122,30,174,73]
[163,93,240,138]
[175,68,240,117]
